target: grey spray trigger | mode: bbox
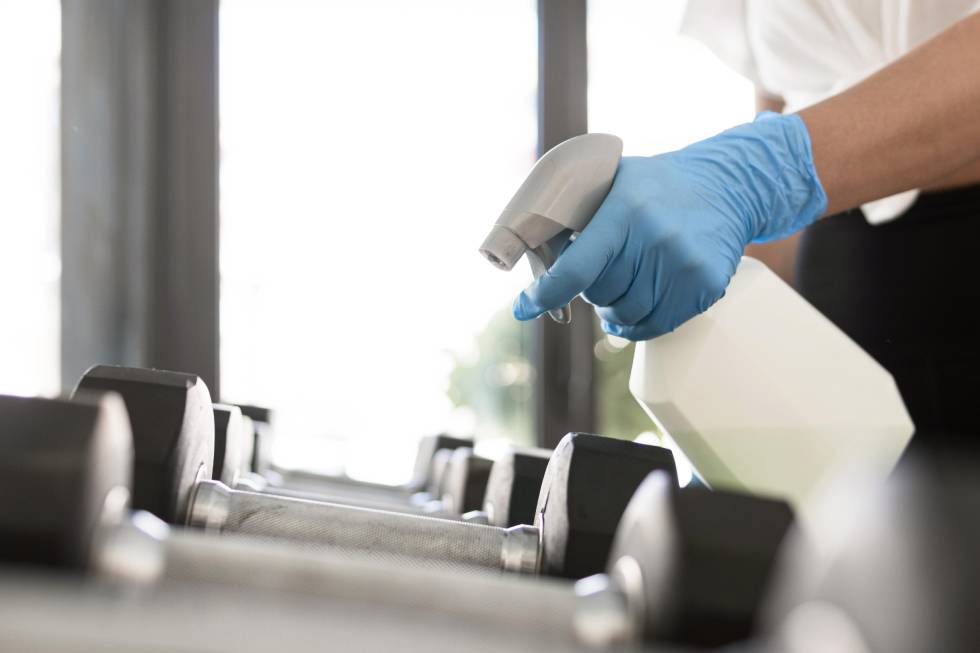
[479,133,623,324]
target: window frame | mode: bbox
[61,0,220,395]
[61,0,595,444]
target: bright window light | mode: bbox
[220,0,538,484]
[588,0,756,444]
[588,0,755,156]
[0,0,61,397]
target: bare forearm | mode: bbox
[800,12,980,215]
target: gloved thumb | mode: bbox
[512,231,610,321]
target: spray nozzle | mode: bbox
[480,133,623,324]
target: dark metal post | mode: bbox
[151,0,220,396]
[535,0,595,448]
[61,0,219,396]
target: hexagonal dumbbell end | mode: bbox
[764,456,980,653]
[213,404,246,487]
[73,365,214,525]
[0,393,133,569]
[424,448,455,499]
[441,448,494,515]
[237,404,276,475]
[408,434,474,492]
[536,433,678,579]
[483,447,552,527]
[606,471,794,647]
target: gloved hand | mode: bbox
[512,112,828,340]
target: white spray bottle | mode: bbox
[480,134,913,526]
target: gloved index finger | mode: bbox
[512,224,616,321]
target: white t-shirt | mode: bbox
[682,0,980,223]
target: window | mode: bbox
[588,0,754,470]
[588,0,755,156]
[220,0,538,482]
[0,1,61,397]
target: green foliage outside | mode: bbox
[593,324,657,440]
[447,308,654,446]
[446,308,535,446]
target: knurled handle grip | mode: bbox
[223,489,511,572]
[163,528,576,639]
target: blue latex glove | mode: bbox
[513,113,828,340]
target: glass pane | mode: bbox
[220,0,538,483]
[589,0,755,156]
[588,0,754,463]
[0,1,61,397]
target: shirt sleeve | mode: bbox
[680,0,766,90]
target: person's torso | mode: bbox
[684,0,980,222]
[746,0,980,112]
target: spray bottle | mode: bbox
[479,134,913,526]
[479,133,622,323]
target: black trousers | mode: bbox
[796,184,980,456]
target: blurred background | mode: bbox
[0,0,751,484]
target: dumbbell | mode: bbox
[213,403,253,488]
[245,428,470,506]
[0,393,583,646]
[0,392,793,649]
[0,570,612,653]
[258,441,539,529]
[75,364,678,577]
[478,447,552,527]
[236,403,276,476]
[438,447,494,515]
[756,454,980,653]
[225,406,482,514]
[242,422,641,531]
[0,572,601,653]
[362,445,534,525]
[215,404,486,521]
[226,403,525,523]
[240,402,475,507]
[269,438,477,508]
[420,446,455,507]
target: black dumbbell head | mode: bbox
[483,447,551,527]
[441,448,493,514]
[237,404,273,427]
[764,456,980,653]
[235,405,274,473]
[409,434,474,491]
[425,448,455,497]
[213,404,244,485]
[250,419,274,474]
[73,365,214,525]
[536,433,678,579]
[607,471,793,647]
[0,393,132,569]
[238,415,256,479]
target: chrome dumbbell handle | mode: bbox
[234,481,464,520]
[94,511,629,648]
[169,528,575,636]
[88,510,636,649]
[187,480,539,574]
